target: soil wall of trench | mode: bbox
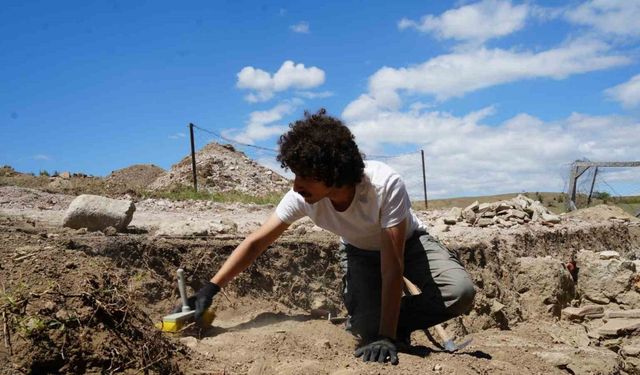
[449,222,640,334]
[62,220,640,334]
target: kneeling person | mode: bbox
[189,109,475,365]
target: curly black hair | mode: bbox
[277,109,365,187]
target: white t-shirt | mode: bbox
[275,160,424,250]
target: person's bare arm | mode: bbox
[211,212,289,287]
[378,218,406,339]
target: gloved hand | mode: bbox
[193,281,220,324]
[173,281,220,326]
[354,336,399,365]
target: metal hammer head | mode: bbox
[442,337,473,353]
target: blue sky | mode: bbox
[1,0,639,198]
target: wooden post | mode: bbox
[568,164,578,211]
[568,164,590,210]
[421,150,428,210]
[566,161,639,211]
[189,123,197,192]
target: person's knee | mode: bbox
[447,276,476,316]
[349,310,380,340]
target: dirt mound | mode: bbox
[105,164,166,192]
[566,204,640,223]
[149,142,290,196]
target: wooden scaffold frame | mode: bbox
[566,161,640,211]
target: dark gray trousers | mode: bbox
[339,230,475,340]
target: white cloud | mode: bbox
[256,156,293,181]
[224,100,301,145]
[237,60,325,103]
[290,21,310,33]
[529,4,565,21]
[32,154,51,161]
[605,74,640,108]
[343,38,629,119]
[398,0,529,43]
[168,132,186,140]
[295,90,334,99]
[565,0,640,37]
[346,108,640,198]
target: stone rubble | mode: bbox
[149,142,290,196]
[439,194,562,228]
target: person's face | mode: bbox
[293,175,332,204]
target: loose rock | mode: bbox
[62,194,135,232]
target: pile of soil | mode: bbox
[105,164,166,193]
[149,142,290,196]
[565,204,638,222]
[0,217,187,374]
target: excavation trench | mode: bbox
[2,213,640,374]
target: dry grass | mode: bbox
[2,166,637,216]
[414,191,640,217]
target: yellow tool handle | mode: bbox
[402,276,421,296]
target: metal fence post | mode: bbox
[189,123,197,192]
[421,150,428,210]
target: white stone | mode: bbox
[597,319,640,337]
[464,200,479,212]
[62,194,135,232]
[599,251,620,260]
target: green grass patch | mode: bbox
[615,196,640,204]
[143,185,284,205]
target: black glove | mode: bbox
[173,281,221,325]
[194,281,220,324]
[354,336,399,365]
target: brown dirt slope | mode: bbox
[105,164,166,192]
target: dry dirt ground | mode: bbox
[2,186,640,374]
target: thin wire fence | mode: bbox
[191,124,279,154]
[569,163,640,216]
[189,123,430,206]
[189,123,640,213]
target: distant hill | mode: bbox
[414,191,640,217]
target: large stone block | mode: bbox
[62,194,135,232]
[514,256,575,319]
[576,250,637,307]
[534,346,621,375]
